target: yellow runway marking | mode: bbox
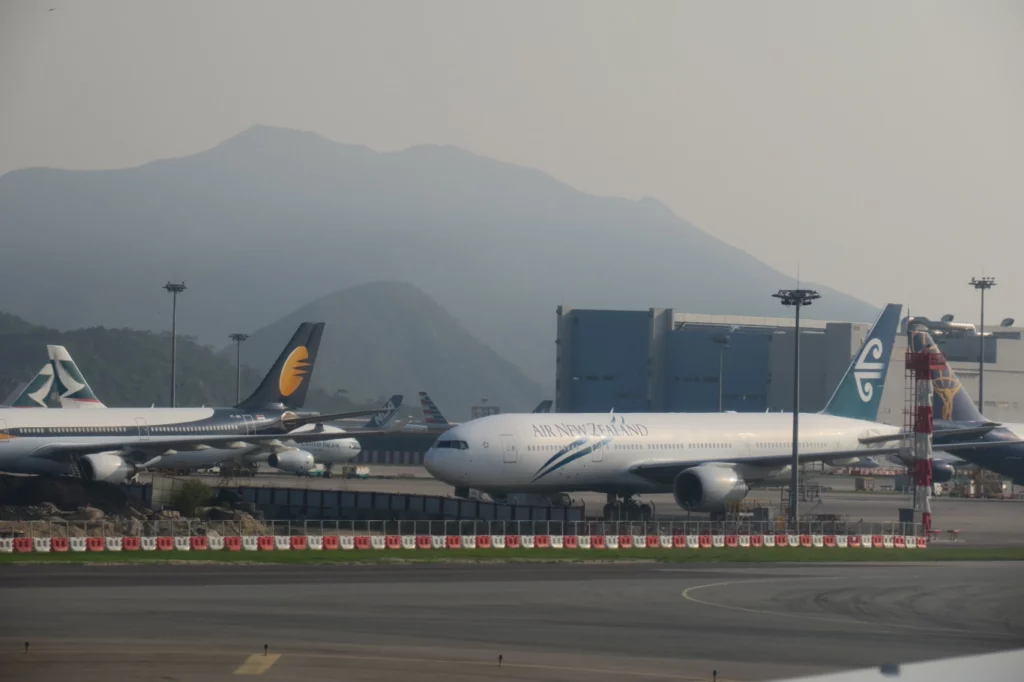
[233,653,281,675]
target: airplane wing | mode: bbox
[279,409,388,430]
[629,447,905,486]
[27,428,401,463]
[858,424,1001,445]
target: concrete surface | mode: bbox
[1,562,1022,681]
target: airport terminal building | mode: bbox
[555,305,1024,426]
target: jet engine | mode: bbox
[80,453,136,484]
[267,449,315,474]
[932,461,955,484]
[672,465,749,513]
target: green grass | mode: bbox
[2,546,1023,565]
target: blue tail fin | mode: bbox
[419,392,450,426]
[362,394,403,428]
[909,329,985,422]
[821,303,902,421]
[235,322,325,411]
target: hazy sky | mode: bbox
[2,1,1021,324]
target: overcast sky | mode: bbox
[2,1,1021,324]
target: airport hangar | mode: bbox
[555,305,1024,426]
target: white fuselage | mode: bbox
[423,412,901,495]
[0,407,359,474]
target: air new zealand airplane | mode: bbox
[0,322,388,482]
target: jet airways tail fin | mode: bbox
[235,322,325,411]
[532,399,553,414]
[909,329,985,422]
[2,364,55,407]
[48,345,106,408]
[821,303,902,421]
[418,392,450,426]
[363,394,403,428]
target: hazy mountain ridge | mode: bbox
[0,125,879,387]
[234,281,545,420]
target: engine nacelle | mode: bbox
[673,465,749,513]
[932,461,955,484]
[80,453,136,484]
[267,449,315,474]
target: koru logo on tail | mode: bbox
[854,338,885,402]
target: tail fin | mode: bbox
[418,391,450,426]
[3,364,54,407]
[48,345,105,408]
[362,394,403,428]
[821,303,902,421]
[532,399,553,414]
[909,329,985,422]
[235,322,325,411]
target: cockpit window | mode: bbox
[434,439,469,450]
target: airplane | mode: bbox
[402,392,454,432]
[532,400,553,414]
[0,322,390,483]
[910,329,1024,485]
[423,304,994,520]
[49,345,105,408]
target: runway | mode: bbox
[1,562,1022,681]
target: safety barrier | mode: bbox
[2,532,936,554]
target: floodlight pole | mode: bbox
[969,277,996,413]
[773,288,821,529]
[229,333,249,404]
[163,282,187,407]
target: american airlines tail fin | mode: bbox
[362,394,403,428]
[235,322,325,411]
[418,391,450,426]
[821,303,902,422]
[532,400,553,414]
[48,345,106,408]
[2,364,55,407]
[909,330,985,422]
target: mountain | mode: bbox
[236,281,544,420]
[0,125,879,387]
[0,312,373,412]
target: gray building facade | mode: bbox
[555,306,1024,426]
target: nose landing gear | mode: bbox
[602,494,654,521]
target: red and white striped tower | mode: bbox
[904,347,941,536]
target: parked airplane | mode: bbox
[49,345,105,408]
[424,304,993,519]
[0,322,388,482]
[911,329,1024,485]
[402,392,453,432]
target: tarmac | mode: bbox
[2,562,1022,681]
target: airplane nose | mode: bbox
[423,448,441,478]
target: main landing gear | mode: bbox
[602,494,655,521]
